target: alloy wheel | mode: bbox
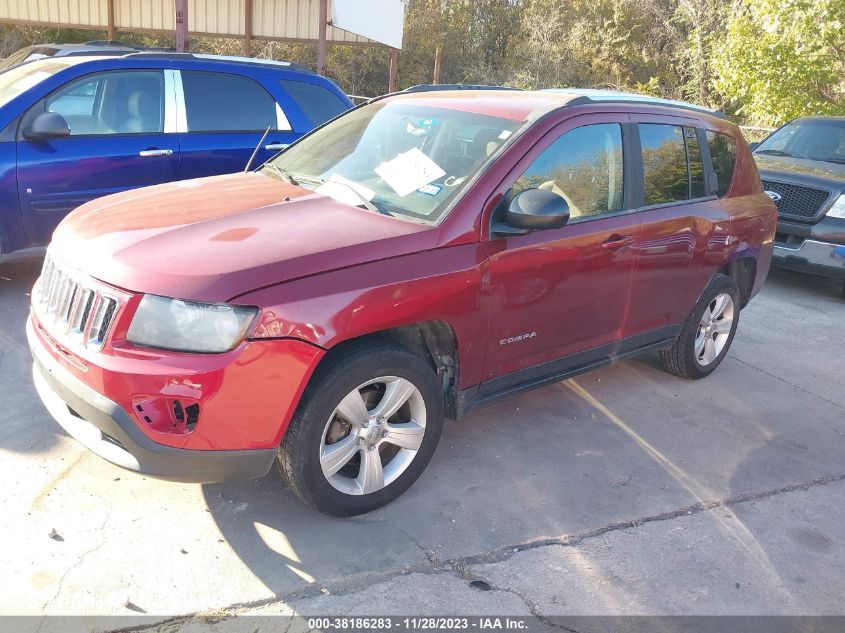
[694,292,735,366]
[319,376,427,495]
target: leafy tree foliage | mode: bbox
[713,0,845,125]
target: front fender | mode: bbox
[240,244,489,389]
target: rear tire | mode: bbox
[660,273,740,379]
[278,339,443,516]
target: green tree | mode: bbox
[713,0,845,125]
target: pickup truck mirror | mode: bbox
[748,141,760,151]
[24,112,71,140]
[493,188,570,236]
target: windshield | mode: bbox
[260,100,522,224]
[0,59,72,109]
[756,119,845,165]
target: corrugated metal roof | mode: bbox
[0,0,381,45]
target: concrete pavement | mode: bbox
[1,260,843,625]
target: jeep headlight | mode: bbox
[827,194,845,219]
[127,295,257,353]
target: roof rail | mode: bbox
[546,88,727,120]
[124,52,312,73]
[403,84,522,93]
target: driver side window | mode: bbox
[45,70,164,136]
[514,123,624,222]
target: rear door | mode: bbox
[16,68,178,246]
[176,70,298,178]
[623,115,732,338]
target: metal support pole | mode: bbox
[175,0,188,53]
[107,0,115,41]
[316,0,328,75]
[433,46,442,84]
[388,48,398,92]
[244,0,253,56]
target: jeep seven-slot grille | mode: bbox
[34,254,119,350]
[761,179,831,222]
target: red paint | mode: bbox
[32,92,776,453]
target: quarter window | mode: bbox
[706,131,737,197]
[514,123,624,222]
[182,71,278,132]
[45,70,164,135]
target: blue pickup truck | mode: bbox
[0,52,352,258]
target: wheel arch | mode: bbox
[719,256,757,307]
[315,320,461,419]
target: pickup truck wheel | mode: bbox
[660,273,740,379]
[278,340,443,516]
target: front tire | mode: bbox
[278,339,444,516]
[660,273,740,379]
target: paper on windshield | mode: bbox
[316,173,375,207]
[375,147,446,197]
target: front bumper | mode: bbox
[28,318,276,483]
[772,238,845,279]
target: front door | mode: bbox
[176,70,299,179]
[17,69,178,246]
[482,115,640,389]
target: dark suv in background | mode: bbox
[752,116,845,295]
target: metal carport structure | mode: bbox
[0,0,404,89]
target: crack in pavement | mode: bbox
[112,473,845,632]
[40,509,112,619]
[727,353,845,412]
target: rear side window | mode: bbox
[182,71,277,132]
[706,131,737,197]
[280,79,348,126]
[640,123,710,205]
[514,123,624,222]
[640,124,689,205]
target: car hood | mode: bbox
[754,153,845,191]
[51,172,434,303]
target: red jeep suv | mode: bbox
[28,89,776,516]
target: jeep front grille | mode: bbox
[761,179,832,222]
[34,254,120,350]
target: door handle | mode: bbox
[265,143,289,151]
[601,234,634,251]
[138,148,173,157]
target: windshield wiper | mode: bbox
[263,164,299,185]
[808,156,845,165]
[756,149,794,157]
[314,178,391,216]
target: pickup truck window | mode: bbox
[756,119,845,166]
[262,100,521,224]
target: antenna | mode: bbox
[244,125,272,173]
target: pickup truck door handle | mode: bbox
[138,148,173,157]
[265,143,289,151]
[601,234,634,250]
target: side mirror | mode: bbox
[493,188,570,236]
[748,141,760,151]
[24,112,70,140]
